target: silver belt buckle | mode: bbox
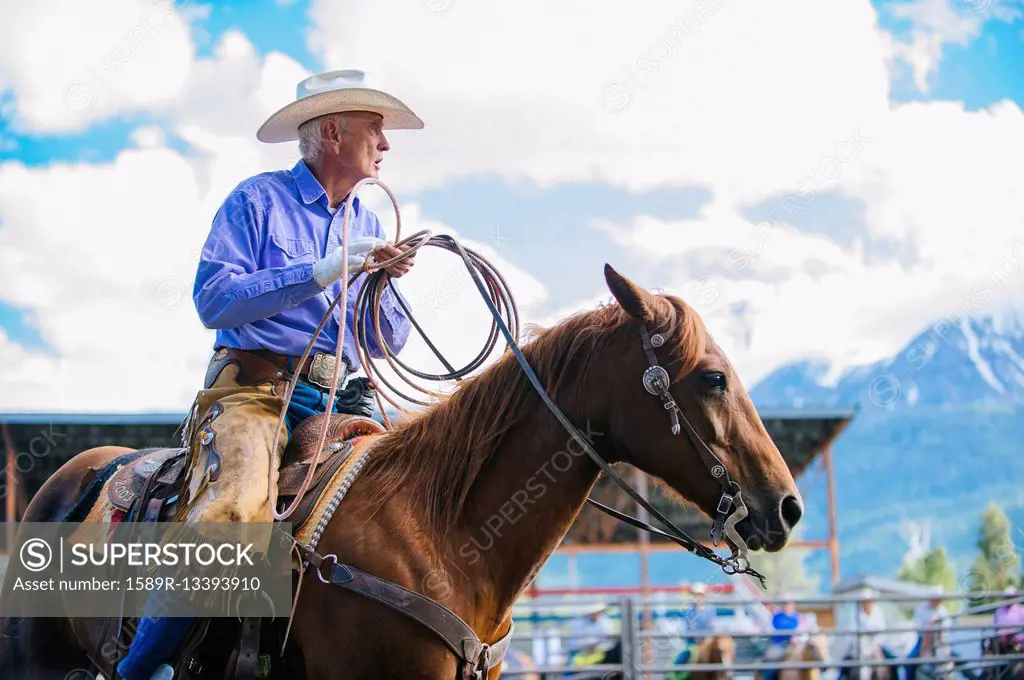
[306,352,346,390]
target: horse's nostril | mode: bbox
[780,494,803,528]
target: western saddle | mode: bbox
[105,412,384,529]
[93,412,384,680]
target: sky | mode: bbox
[1,0,1023,412]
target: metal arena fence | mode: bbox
[499,590,1024,679]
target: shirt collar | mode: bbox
[291,160,361,213]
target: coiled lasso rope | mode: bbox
[270,177,520,521]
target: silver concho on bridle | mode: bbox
[642,365,671,396]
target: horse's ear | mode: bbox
[604,263,655,321]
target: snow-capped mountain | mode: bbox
[748,309,1024,584]
[753,310,1024,409]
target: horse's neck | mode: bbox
[448,409,608,630]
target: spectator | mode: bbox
[854,590,898,662]
[568,602,615,666]
[670,584,718,676]
[684,583,717,645]
[772,599,802,646]
[762,599,801,680]
[906,594,951,680]
[993,587,1024,651]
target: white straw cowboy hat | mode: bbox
[256,69,424,143]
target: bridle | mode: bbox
[636,322,752,565]
[577,324,761,585]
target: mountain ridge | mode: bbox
[751,308,1024,585]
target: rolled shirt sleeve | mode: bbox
[193,190,324,329]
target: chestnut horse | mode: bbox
[0,265,802,679]
[691,636,738,680]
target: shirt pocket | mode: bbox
[268,232,317,266]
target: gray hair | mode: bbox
[298,112,349,162]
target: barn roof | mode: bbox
[757,406,857,477]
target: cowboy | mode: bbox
[683,583,717,645]
[906,594,950,680]
[993,587,1024,651]
[761,597,802,680]
[669,583,718,678]
[568,602,616,666]
[115,69,424,680]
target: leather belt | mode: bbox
[249,349,351,391]
[216,347,351,392]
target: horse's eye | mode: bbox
[703,372,727,392]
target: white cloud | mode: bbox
[0,0,197,133]
[2,0,1024,412]
[882,0,1024,93]
[0,147,548,412]
[597,102,1024,384]
[852,100,1024,264]
[130,124,166,148]
[306,0,891,204]
[0,25,344,411]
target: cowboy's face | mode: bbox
[332,111,390,180]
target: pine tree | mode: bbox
[967,503,1021,603]
[898,545,957,593]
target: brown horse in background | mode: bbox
[690,636,738,680]
[779,634,832,680]
[0,265,803,679]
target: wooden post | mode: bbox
[822,442,840,586]
[2,423,17,554]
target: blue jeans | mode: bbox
[116,378,367,679]
[905,638,923,680]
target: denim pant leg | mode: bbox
[115,591,194,679]
[116,371,357,679]
[906,637,922,680]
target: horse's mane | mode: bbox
[360,292,707,540]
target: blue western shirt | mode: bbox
[193,160,411,370]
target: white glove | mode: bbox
[312,236,386,287]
